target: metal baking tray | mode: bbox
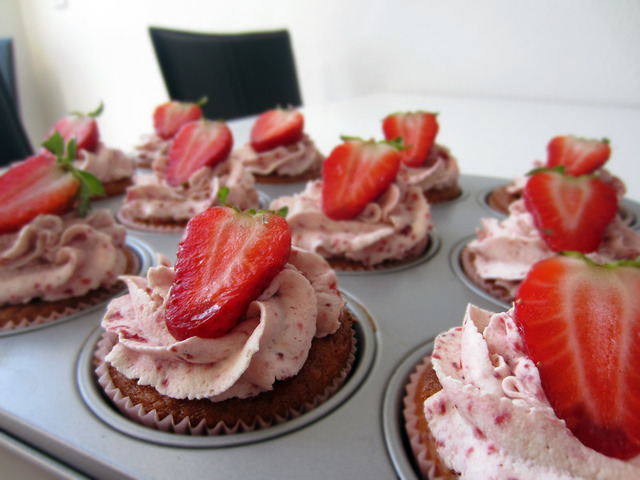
[0,174,638,479]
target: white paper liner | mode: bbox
[403,355,451,480]
[116,210,186,234]
[93,323,356,436]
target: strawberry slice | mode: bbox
[322,137,401,220]
[153,98,206,140]
[0,153,78,233]
[250,107,304,153]
[382,111,439,167]
[0,131,103,233]
[165,206,291,340]
[514,253,640,459]
[164,120,233,187]
[546,135,611,176]
[47,102,103,154]
[523,168,618,253]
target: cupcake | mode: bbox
[487,135,625,216]
[133,99,205,169]
[382,111,460,203]
[462,167,640,303]
[95,206,356,433]
[47,103,136,197]
[269,136,432,270]
[230,107,324,183]
[117,119,260,232]
[404,253,640,479]
[0,134,134,331]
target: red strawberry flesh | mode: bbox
[382,111,439,167]
[523,169,618,253]
[164,120,233,187]
[153,100,203,139]
[250,108,304,153]
[546,135,611,176]
[165,206,291,340]
[48,115,99,154]
[0,153,79,233]
[321,138,401,220]
[514,254,640,459]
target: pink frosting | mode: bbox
[397,144,460,193]
[75,142,136,184]
[269,180,432,267]
[425,304,640,479]
[117,158,259,225]
[102,247,345,401]
[133,133,171,167]
[467,199,640,299]
[0,209,128,304]
[230,134,324,176]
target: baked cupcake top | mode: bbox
[46,103,135,190]
[426,305,640,478]
[270,136,432,268]
[0,132,126,304]
[467,167,640,301]
[103,204,344,402]
[382,111,460,199]
[230,107,324,179]
[118,119,260,230]
[133,99,206,168]
[490,135,626,215]
[75,142,135,187]
[425,254,640,477]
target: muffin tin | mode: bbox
[1,170,638,479]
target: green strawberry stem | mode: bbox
[70,101,104,118]
[560,250,640,269]
[526,165,566,176]
[42,130,104,217]
[216,187,288,218]
[339,135,408,151]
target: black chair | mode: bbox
[149,27,302,121]
[0,38,33,166]
[0,37,18,112]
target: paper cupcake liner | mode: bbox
[252,166,322,185]
[403,355,450,480]
[95,178,133,199]
[93,327,356,436]
[116,210,187,234]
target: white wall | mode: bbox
[2,0,639,154]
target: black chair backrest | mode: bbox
[0,37,32,166]
[0,37,18,113]
[149,27,302,121]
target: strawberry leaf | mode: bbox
[42,130,65,157]
[42,131,104,217]
[72,101,104,118]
